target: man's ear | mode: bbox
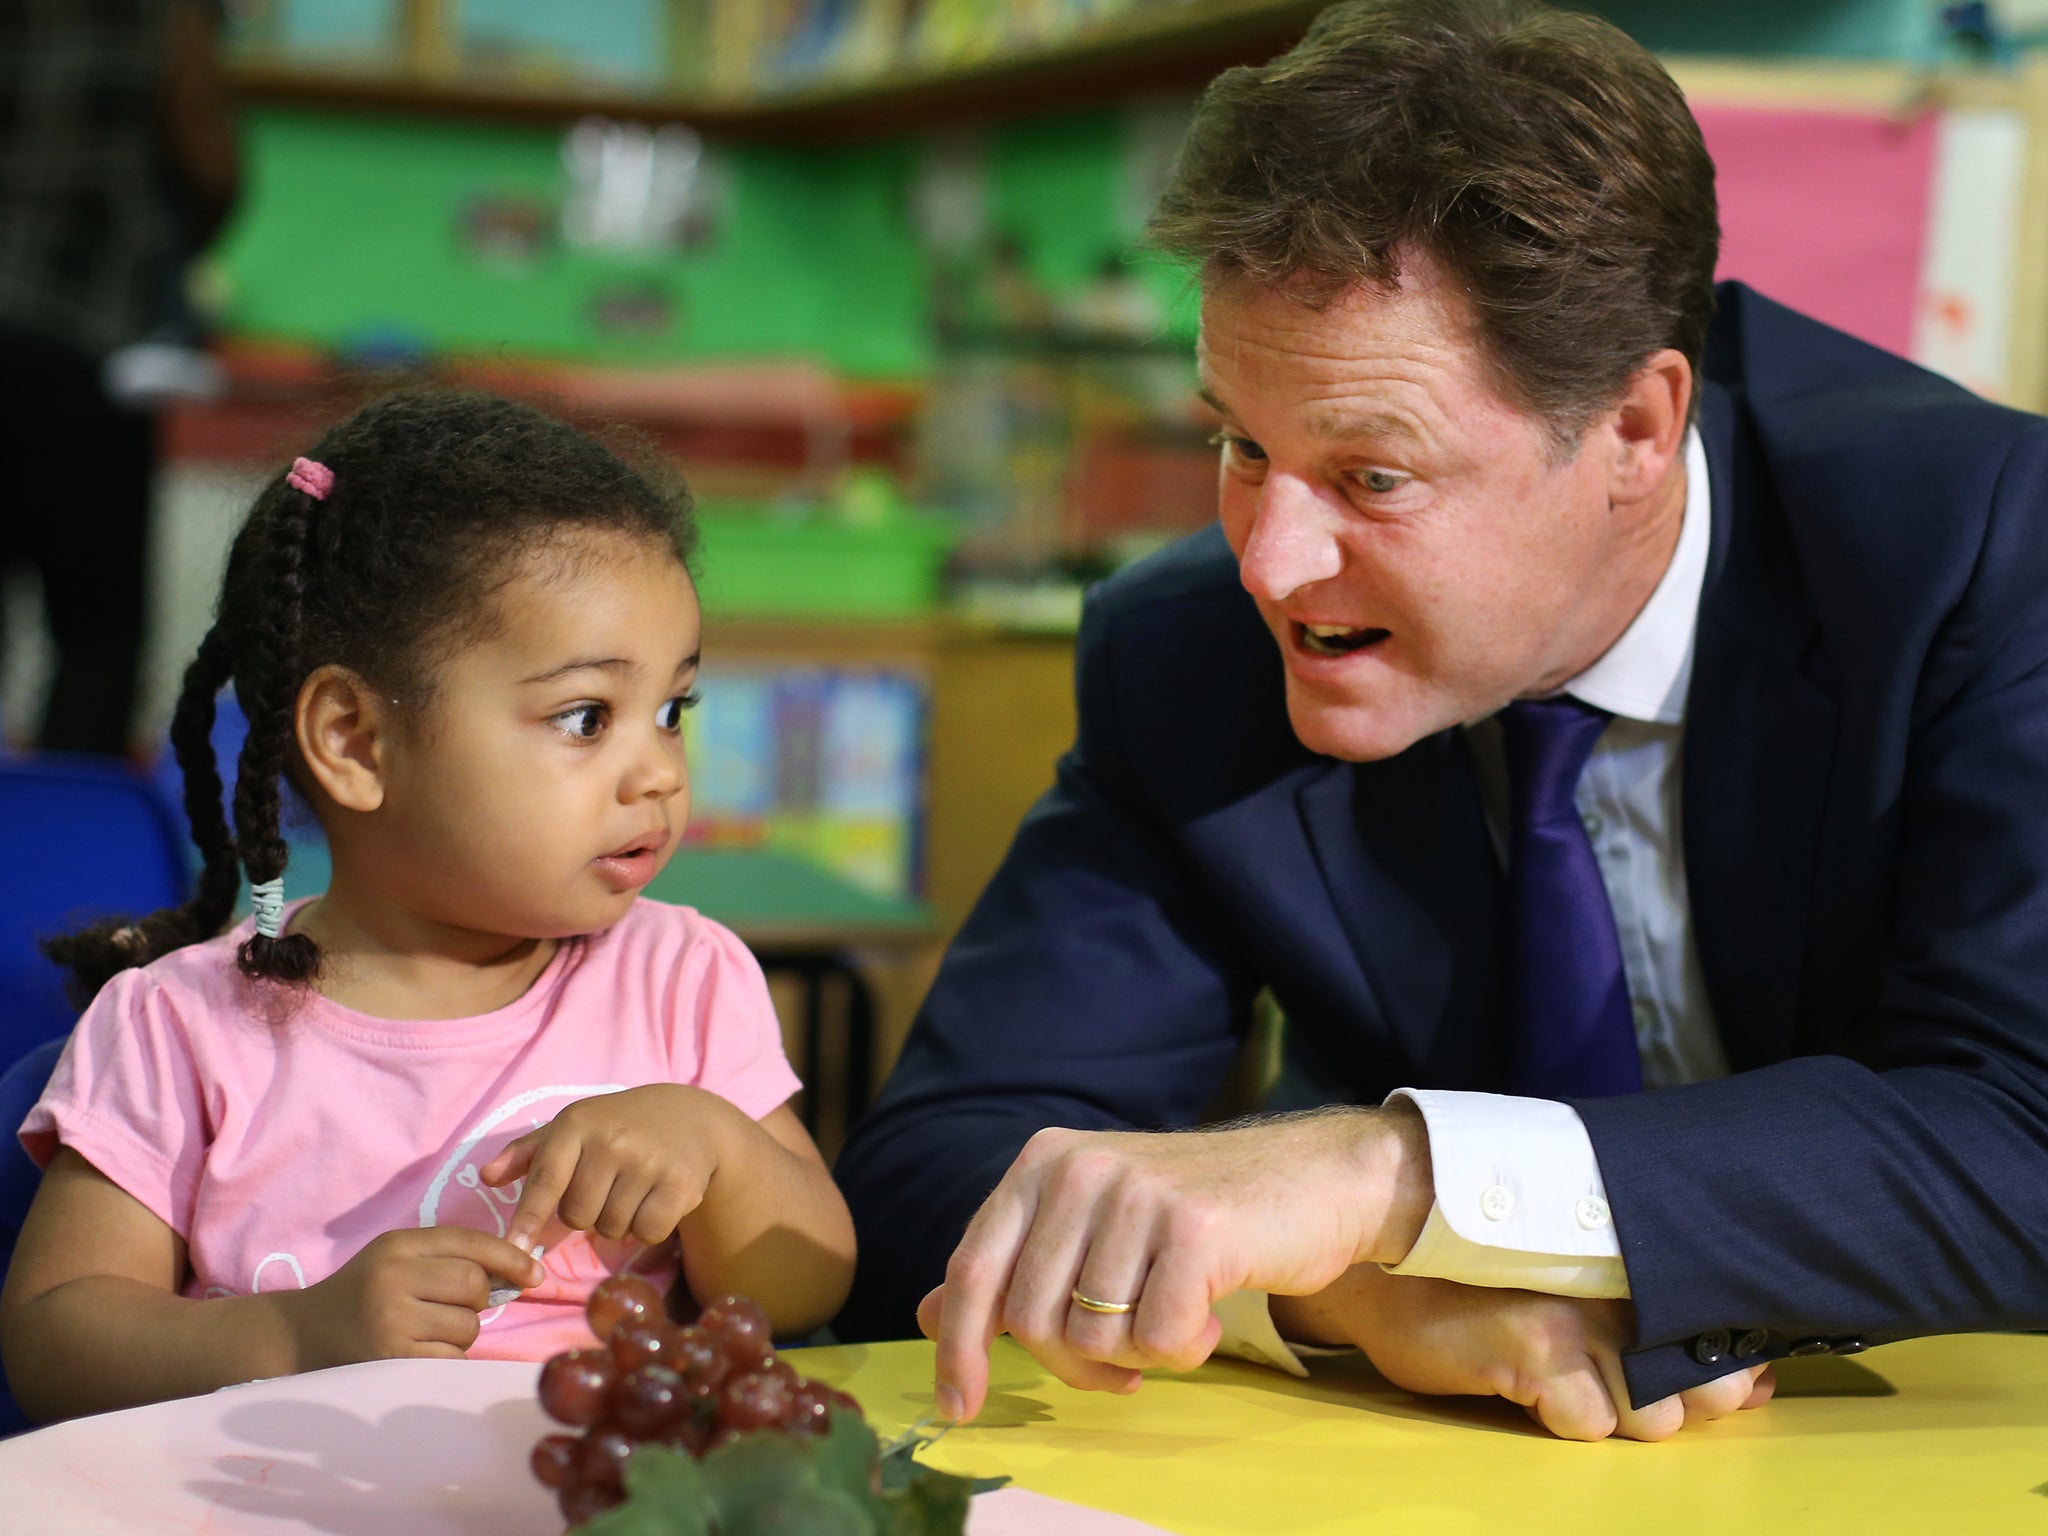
[294,665,390,814]
[1607,347,1692,506]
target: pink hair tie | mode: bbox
[286,457,335,500]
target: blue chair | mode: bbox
[0,756,191,1433]
[0,754,190,1069]
[0,1035,65,1435]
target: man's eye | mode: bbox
[1359,469,1407,494]
[553,705,605,739]
[655,690,701,732]
[1208,431,1268,465]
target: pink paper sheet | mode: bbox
[0,1360,1167,1536]
[1696,102,1936,359]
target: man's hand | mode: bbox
[1271,1263,1775,1442]
[284,1226,544,1370]
[480,1085,730,1253]
[918,1108,1433,1423]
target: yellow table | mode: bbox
[794,1334,2048,1535]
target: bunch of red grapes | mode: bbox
[531,1278,861,1527]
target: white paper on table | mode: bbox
[0,1359,1172,1536]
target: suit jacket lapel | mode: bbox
[1296,731,1510,1088]
[1683,384,1839,1073]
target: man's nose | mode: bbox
[1236,474,1345,603]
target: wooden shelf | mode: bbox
[161,345,923,479]
[227,0,1327,140]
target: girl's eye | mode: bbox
[1208,430,1268,467]
[655,689,701,732]
[1358,468,1408,494]
[552,704,606,740]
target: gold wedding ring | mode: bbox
[1071,1288,1137,1315]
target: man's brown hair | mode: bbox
[1149,0,1720,443]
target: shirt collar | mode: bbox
[1562,425,1709,725]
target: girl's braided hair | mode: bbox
[46,388,695,1001]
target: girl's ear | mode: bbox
[295,665,390,814]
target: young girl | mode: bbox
[0,391,857,1423]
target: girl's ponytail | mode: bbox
[42,628,247,1003]
[231,472,321,985]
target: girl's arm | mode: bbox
[487,1087,857,1339]
[0,1149,299,1421]
[676,1100,857,1335]
[0,1149,546,1423]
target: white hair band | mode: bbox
[249,877,286,939]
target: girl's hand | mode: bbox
[480,1085,732,1254]
[288,1226,544,1370]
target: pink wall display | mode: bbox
[1691,92,2028,404]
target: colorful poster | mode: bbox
[683,666,926,898]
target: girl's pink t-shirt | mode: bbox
[20,898,803,1360]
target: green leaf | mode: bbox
[811,1411,884,1500]
[577,1445,712,1536]
[701,1431,823,1528]
[733,1486,878,1536]
[873,1421,1007,1500]
[875,1463,975,1536]
[574,1414,993,1536]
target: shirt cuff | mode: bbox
[1381,1088,1632,1300]
[1210,1289,1313,1377]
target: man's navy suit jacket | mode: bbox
[834,284,2048,1402]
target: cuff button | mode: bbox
[1479,1184,1516,1221]
[1733,1328,1770,1359]
[1787,1338,1834,1357]
[1691,1328,1732,1366]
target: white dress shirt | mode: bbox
[1216,428,1720,1371]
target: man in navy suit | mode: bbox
[835,0,2048,1440]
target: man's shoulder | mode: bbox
[1709,281,2048,556]
[1079,525,1270,687]
[1709,281,2044,452]
[1074,526,1306,793]
[1086,523,1247,620]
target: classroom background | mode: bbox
[8,0,2048,1154]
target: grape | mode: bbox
[559,1482,623,1527]
[787,1383,833,1437]
[610,1317,675,1372]
[669,1324,731,1389]
[539,1349,618,1427]
[586,1274,663,1342]
[530,1432,580,1489]
[576,1425,638,1491]
[614,1363,689,1438]
[717,1369,795,1433]
[700,1295,774,1370]
[657,1416,710,1457]
[666,1287,703,1327]
[530,1291,865,1516]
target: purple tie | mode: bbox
[1500,698,1644,1098]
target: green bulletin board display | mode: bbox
[213,102,1196,375]
[216,110,933,376]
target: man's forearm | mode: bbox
[1347,1097,1435,1267]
